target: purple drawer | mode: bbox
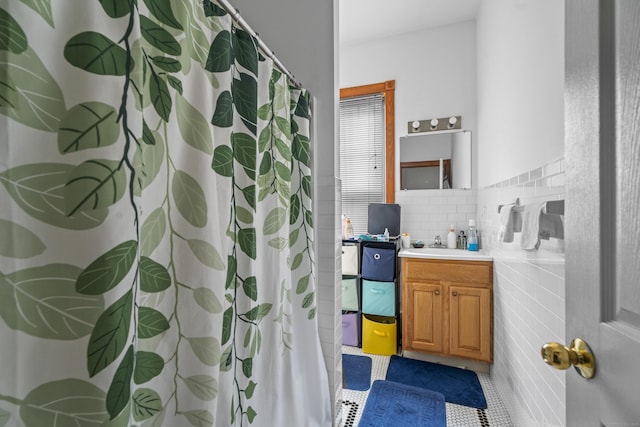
[342,311,361,347]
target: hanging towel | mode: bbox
[497,205,516,243]
[539,211,564,240]
[520,202,546,250]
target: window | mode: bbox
[339,81,395,236]
[340,95,385,235]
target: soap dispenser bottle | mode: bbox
[447,224,456,249]
[344,218,354,240]
[467,219,478,251]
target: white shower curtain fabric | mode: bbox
[0,1,331,426]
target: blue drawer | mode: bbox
[362,279,395,316]
[361,246,395,282]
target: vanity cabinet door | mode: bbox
[449,285,492,362]
[401,257,493,362]
[402,280,443,353]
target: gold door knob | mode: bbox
[541,338,595,379]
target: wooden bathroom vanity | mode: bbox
[399,249,493,363]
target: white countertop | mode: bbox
[398,247,493,261]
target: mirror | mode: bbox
[399,130,471,190]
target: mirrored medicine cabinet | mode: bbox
[399,130,472,190]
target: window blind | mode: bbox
[339,94,385,236]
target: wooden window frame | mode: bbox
[340,80,395,203]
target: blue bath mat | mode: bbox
[342,354,371,391]
[385,355,487,409]
[359,380,446,427]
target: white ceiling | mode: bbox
[339,0,481,46]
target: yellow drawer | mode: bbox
[362,314,397,356]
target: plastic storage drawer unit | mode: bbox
[361,246,396,282]
[342,311,360,347]
[362,279,395,316]
[362,314,397,356]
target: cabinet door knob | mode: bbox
[452,291,458,297]
[434,290,440,295]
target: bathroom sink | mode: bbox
[398,246,492,261]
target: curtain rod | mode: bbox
[215,0,302,88]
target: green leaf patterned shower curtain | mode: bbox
[0,1,331,426]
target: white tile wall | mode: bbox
[395,188,477,245]
[316,177,342,425]
[476,157,566,427]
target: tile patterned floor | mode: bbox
[341,346,514,427]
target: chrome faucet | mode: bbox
[427,234,445,248]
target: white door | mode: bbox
[563,0,640,425]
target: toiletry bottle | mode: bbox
[344,218,354,240]
[457,231,465,249]
[467,219,478,251]
[384,227,389,242]
[447,224,456,249]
